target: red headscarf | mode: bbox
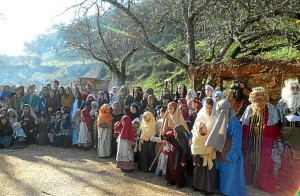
[81,109,92,130]
[114,115,135,142]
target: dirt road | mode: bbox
[0,145,270,196]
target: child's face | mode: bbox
[105,107,110,113]
[40,117,45,123]
[0,118,7,124]
[167,105,175,114]
[142,115,150,122]
[130,106,137,114]
[160,111,166,119]
[55,114,61,120]
[199,125,207,134]
[163,99,169,105]
[147,99,154,106]
[133,124,140,132]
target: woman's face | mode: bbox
[105,107,111,113]
[193,102,199,109]
[59,88,64,94]
[49,91,54,97]
[16,89,21,96]
[142,115,150,122]
[130,106,137,114]
[205,104,213,116]
[0,118,7,124]
[147,99,154,106]
[187,92,192,99]
[61,107,65,114]
[167,105,175,114]
[65,88,70,95]
[177,85,184,95]
[205,88,213,97]
[24,106,30,113]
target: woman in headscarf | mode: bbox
[162,124,190,188]
[78,108,92,150]
[129,103,141,121]
[161,102,189,135]
[19,104,39,145]
[191,97,217,194]
[90,101,99,148]
[115,115,136,173]
[97,103,113,158]
[206,99,247,196]
[138,111,157,172]
[186,88,197,102]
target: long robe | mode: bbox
[219,117,247,196]
[241,104,281,193]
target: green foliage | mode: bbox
[260,47,300,59]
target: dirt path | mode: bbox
[0,145,270,196]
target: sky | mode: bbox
[0,0,75,56]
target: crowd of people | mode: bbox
[0,78,299,195]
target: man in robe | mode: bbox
[276,78,300,194]
[241,87,282,193]
[229,81,250,120]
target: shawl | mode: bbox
[97,103,113,128]
[205,99,235,152]
[81,108,92,130]
[140,111,156,141]
[114,115,135,142]
[161,102,189,135]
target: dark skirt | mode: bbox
[138,140,156,172]
[166,152,186,186]
[193,155,217,192]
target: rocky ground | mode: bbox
[0,145,273,196]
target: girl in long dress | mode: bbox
[97,103,113,158]
[162,124,190,188]
[78,108,92,150]
[114,115,136,173]
[138,111,156,172]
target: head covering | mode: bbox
[215,91,225,100]
[173,124,191,169]
[129,102,141,120]
[97,103,113,128]
[162,94,172,100]
[186,89,197,100]
[22,104,39,124]
[114,115,135,142]
[91,101,99,108]
[205,99,236,152]
[179,104,190,121]
[112,86,119,90]
[140,111,156,141]
[55,111,62,116]
[87,94,96,100]
[0,114,7,119]
[120,85,130,97]
[13,122,22,130]
[145,88,154,95]
[7,108,18,118]
[112,101,123,115]
[81,108,92,130]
